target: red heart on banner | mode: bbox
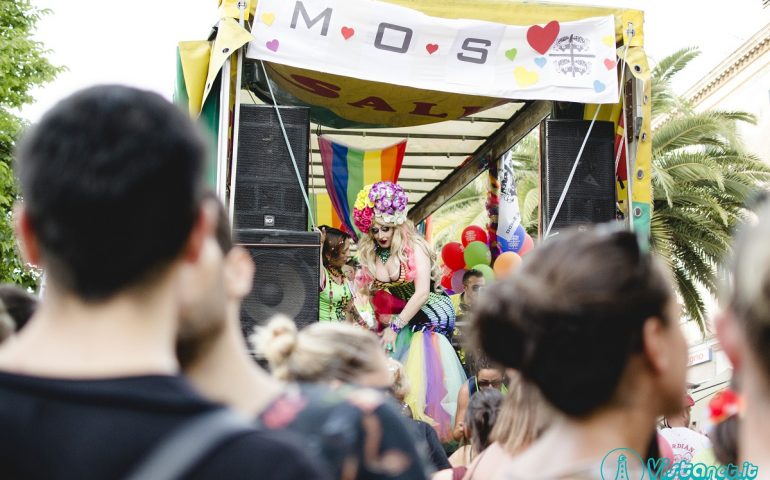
[426,43,439,54]
[526,20,560,55]
[341,27,355,40]
[604,58,616,70]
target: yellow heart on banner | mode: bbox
[261,12,276,26]
[602,35,614,47]
[513,66,539,87]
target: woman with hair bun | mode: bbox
[254,316,427,480]
[473,225,688,479]
[353,181,466,442]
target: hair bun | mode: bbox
[252,315,298,374]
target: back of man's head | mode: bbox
[15,85,206,301]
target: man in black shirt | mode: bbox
[0,85,328,480]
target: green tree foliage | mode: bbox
[0,0,63,288]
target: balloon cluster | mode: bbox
[439,224,534,294]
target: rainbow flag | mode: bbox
[319,135,406,239]
[311,192,344,231]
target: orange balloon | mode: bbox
[493,252,522,279]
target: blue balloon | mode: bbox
[498,225,527,253]
[496,235,510,252]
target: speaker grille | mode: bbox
[540,120,616,234]
[237,230,320,339]
[234,105,310,231]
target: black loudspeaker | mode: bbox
[235,229,320,338]
[234,105,310,232]
[540,119,616,235]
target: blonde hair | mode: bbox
[253,315,385,383]
[489,371,553,455]
[387,358,410,402]
[358,220,442,289]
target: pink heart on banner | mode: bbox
[266,39,279,52]
[526,20,560,55]
[604,58,616,70]
[426,43,439,54]
[341,27,355,40]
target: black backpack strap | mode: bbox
[123,409,255,480]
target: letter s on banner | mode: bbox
[457,38,491,64]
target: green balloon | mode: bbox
[472,264,495,283]
[464,241,491,267]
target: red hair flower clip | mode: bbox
[708,388,741,424]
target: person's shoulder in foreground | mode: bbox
[260,381,429,480]
[0,372,329,480]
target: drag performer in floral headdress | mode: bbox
[354,181,467,441]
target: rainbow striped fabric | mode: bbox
[311,192,344,231]
[319,135,406,239]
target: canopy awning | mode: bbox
[182,0,652,229]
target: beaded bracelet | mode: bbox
[390,314,404,332]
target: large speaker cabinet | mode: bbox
[540,119,616,235]
[234,229,320,338]
[233,105,311,232]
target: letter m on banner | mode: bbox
[319,136,406,240]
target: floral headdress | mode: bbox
[353,181,408,233]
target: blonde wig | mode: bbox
[358,219,442,290]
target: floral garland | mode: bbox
[353,181,408,232]
[486,154,501,261]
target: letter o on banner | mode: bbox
[375,23,413,53]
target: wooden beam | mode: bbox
[407,100,552,223]
[312,149,475,157]
[317,129,487,141]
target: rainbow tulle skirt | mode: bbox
[393,328,467,442]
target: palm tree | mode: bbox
[429,176,488,250]
[648,48,770,332]
[431,47,770,333]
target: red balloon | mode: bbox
[461,225,488,247]
[440,272,453,291]
[519,234,535,255]
[441,242,466,271]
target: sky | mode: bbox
[19,1,770,122]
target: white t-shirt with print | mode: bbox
[659,427,712,464]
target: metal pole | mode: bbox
[216,37,232,205]
[228,0,248,227]
[624,23,636,231]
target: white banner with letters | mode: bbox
[248,0,619,103]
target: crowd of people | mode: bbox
[0,84,768,479]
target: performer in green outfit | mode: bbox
[318,226,371,329]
